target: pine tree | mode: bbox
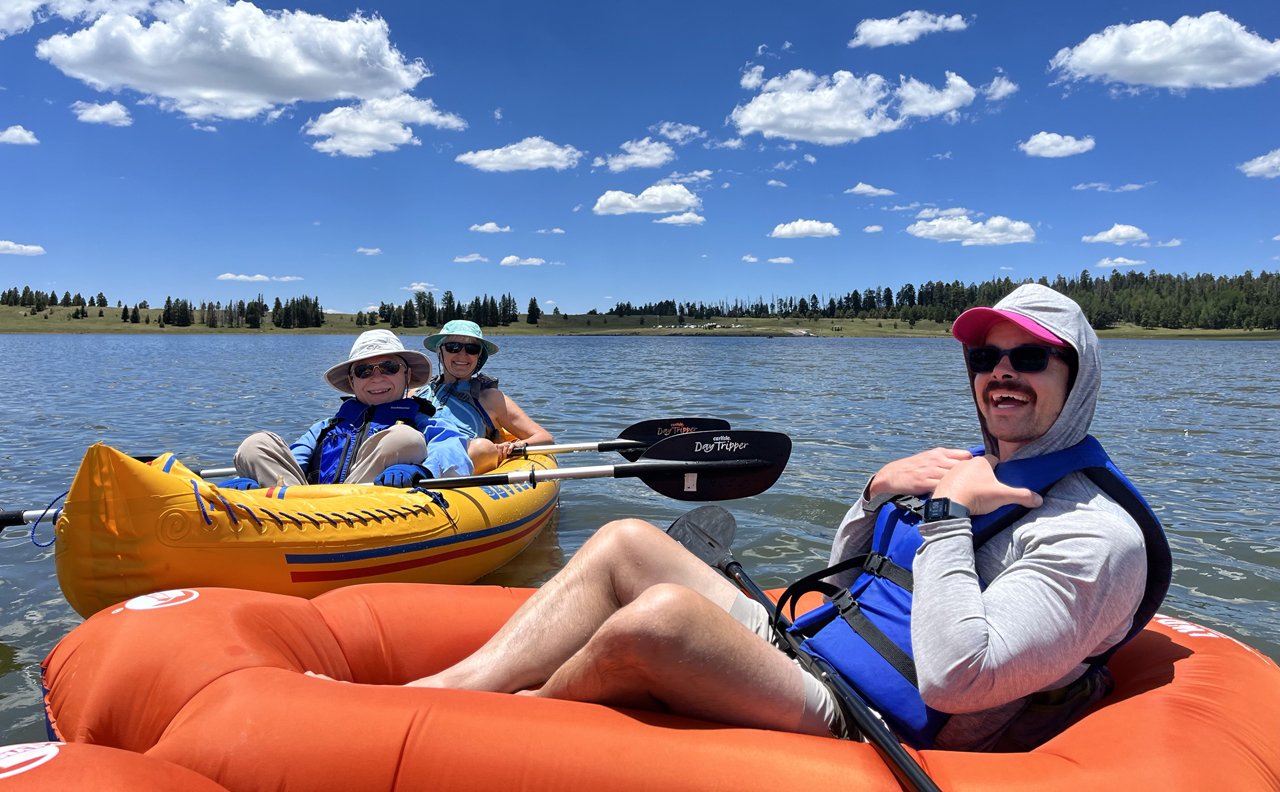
[121,304,130,321]
[527,297,541,324]
[130,306,140,323]
[403,298,418,328]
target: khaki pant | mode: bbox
[234,425,427,486]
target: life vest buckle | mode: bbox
[862,552,890,578]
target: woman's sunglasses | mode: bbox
[967,345,1068,374]
[351,360,403,379]
[442,341,483,356]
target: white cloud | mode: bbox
[1157,238,1182,247]
[593,183,701,215]
[732,68,977,145]
[191,122,216,132]
[493,108,502,120]
[848,11,968,48]
[915,207,970,218]
[456,136,583,172]
[470,222,511,233]
[591,137,674,172]
[0,240,45,255]
[846,182,895,196]
[2,0,153,41]
[983,75,1019,100]
[1000,266,1014,271]
[931,151,952,160]
[1082,223,1148,245]
[0,125,38,144]
[769,219,840,238]
[654,212,706,225]
[216,272,303,281]
[898,71,975,120]
[573,204,582,211]
[36,0,433,121]
[721,182,729,188]
[1019,131,1095,158]
[889,202,921,211]
[1273,235,1280,241]
[742,254,758,262]
[657,169,713,185]
[499,256,544,266]
[803,153,816,164]
[906,215,1035,246]
[1072,182,1146,192]
[535,228,566,234]
[651,121,705,145]
[70,99,131,125]
[772,159,795,170]
[741,64,765,89]
[732,70,900,144]
[355,247,382,255]
[768,256,794,264]
[303,94,466,157]
[454,253,488,262]
[1239,148,1280,178]
[401,282,436,291]
[767,179,787,187]
[704,137,745,149]
[1095,257,1146,268]
[1050,12,1280,90]
[864,225,883,233]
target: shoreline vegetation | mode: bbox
[3,305,1278,341]
[5,268,1280,341]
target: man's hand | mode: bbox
[374,464,427,488]
[867,447,973,498]
[930,455,1043,516]
[218,477,260,491]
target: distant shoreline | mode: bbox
[3,306,1278,340]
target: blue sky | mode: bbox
[1,0,1278,314]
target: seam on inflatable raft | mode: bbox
[283,497,558,565]
[288,509,553,583]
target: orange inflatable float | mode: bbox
[41,584,1280,791]
[0,741,227,790]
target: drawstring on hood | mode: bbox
[957,284,1101,462]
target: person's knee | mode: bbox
[468,439,499,473]
[381,424,427,462]
[235,431,277,462]
[590,518,666,558]
[593,585,707,668]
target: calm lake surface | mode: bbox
[2,334,1278,741]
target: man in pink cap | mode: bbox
[408,284,1167,756]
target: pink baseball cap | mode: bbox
[952,307,1066,347]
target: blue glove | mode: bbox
[375,464,428,488]
[219,477,260,490]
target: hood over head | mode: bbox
[953,284,1100,461]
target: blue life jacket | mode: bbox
[425,374,500,442]
[778,435,1172,750]
[305,397,432,485]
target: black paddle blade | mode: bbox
[667,505,738,571]
[636,430,791,501]
[615,418,732,462]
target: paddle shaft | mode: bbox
[722,560,943,792]
[0,509,61,528]
[414,457,771,490]
[515,439,647,456]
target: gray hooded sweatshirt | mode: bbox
[828,284,1147,751]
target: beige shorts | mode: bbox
[728,593,843,737]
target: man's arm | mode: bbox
[913,462,1146,713]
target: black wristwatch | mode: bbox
[922,497,970,523]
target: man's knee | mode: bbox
[595,584,709,664]
[379,424,427,461]
[235,431,282,463]
[588,518,667,558]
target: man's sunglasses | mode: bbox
[967,345,1068,374]
[441,341,483,356]
[351,360,403,379]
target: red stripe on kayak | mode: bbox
[288,510,551,583]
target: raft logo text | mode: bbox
[0,743,60,779]
[694,435,749,454]
[124,589,201,610]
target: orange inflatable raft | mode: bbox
[41,584,1280,792]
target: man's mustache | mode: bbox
[983,380,1036,401]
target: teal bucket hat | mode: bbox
[424,320,499,372]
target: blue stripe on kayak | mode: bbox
[162,456,177,474]
[284,496,557,565]
[278,485,288,500]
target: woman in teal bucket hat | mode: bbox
[421,320,554,473]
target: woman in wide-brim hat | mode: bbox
[421,320,554,474]
[225,329,473,489]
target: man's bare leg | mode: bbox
[408,519,740,693]
[532,583,811,733]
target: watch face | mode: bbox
[924,499,947,521]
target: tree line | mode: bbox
[8,267,1279,332]
[607,269,1280,331]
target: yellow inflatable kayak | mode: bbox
[53,443,559,617]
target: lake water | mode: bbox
[1,334,1278,742]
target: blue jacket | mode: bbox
[290,398,473,484]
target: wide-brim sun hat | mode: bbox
[952,306,1067,347]
[322,329,434,394]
